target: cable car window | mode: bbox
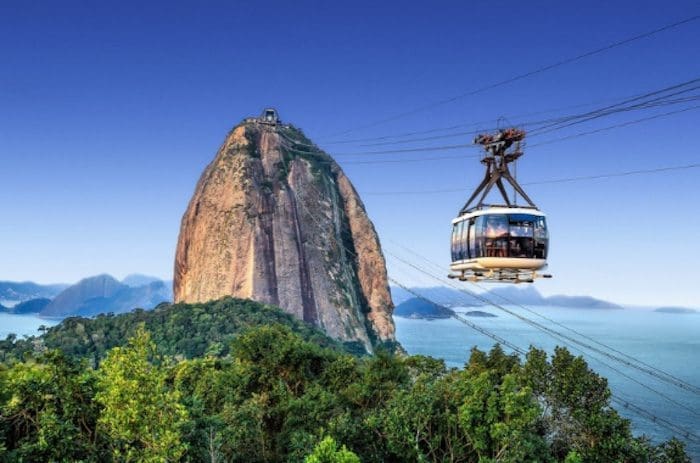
[534,216,548,259]
[451,222,461,261]
[468,219,476,259]
[460,219,469,260]
[484,215,508,257]
[508,214,535,258]
[484,215,508,238]
[474,216,486,258]
[450,223,457,262]
[453,221,465,260]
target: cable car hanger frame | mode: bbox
[460,128,536,213]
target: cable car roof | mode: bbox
[452,206,545,224]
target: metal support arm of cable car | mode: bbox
[460,128,535,213]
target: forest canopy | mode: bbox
[0,297,690,462]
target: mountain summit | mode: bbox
[174,110,395,352]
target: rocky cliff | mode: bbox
[174,113,396,352]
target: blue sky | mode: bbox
[1,1,698,307]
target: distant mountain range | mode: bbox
[0,275,172,319]
[390,285,624,311]
[2,276,695,320]
[0,281,68,305]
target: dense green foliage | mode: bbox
[305,436,360,463]
[0,298,691,462]
[96,327,189,462]
[0,297,348,363]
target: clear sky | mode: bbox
[1,1,698,307]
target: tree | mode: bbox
[459,371,548,463]
[305,436,360,463]
[1,298,692,463]
[652,438,691,463]
[382,371,473,462]
[0,351,101,461]
[95,326,189,462]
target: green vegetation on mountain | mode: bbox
[0,297,345,363]
[0,297,690,462]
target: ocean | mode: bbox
[0,313,58,339]
[395,306,700,461]
[1,309,697,460]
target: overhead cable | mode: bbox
[386,250,700,396]
[362,163,700,195]
[390,276,700,441]
[390,240,700,403]
[319,15,700,139]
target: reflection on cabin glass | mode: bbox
[483,215,508,257]
[451,214,548,261]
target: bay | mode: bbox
[0,313,58,339]
[395,306,700,461]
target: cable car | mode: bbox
[449,128,551,283]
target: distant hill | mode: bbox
[544,295,623,310]
[4,298,51,314]
[390,285,623,310]
[40,274,171,318]
[391,286,474,307]
[654,306,698,314]
[0,281,67,305]
[41,275,125,318]
[463,310,497,318]
[489,286,547,306]
[122,274,164,288]
[394,297,452,319]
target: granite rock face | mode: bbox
[174,116,395,352]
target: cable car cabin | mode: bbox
[450,207,549,283]
[450,128,551,283]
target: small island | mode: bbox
[654,307,698,314]
[463,310,497,318]
[394,297,452,319]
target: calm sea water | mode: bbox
[0,313,57,339]
[1,310,697,459]
[395,307,700,461]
